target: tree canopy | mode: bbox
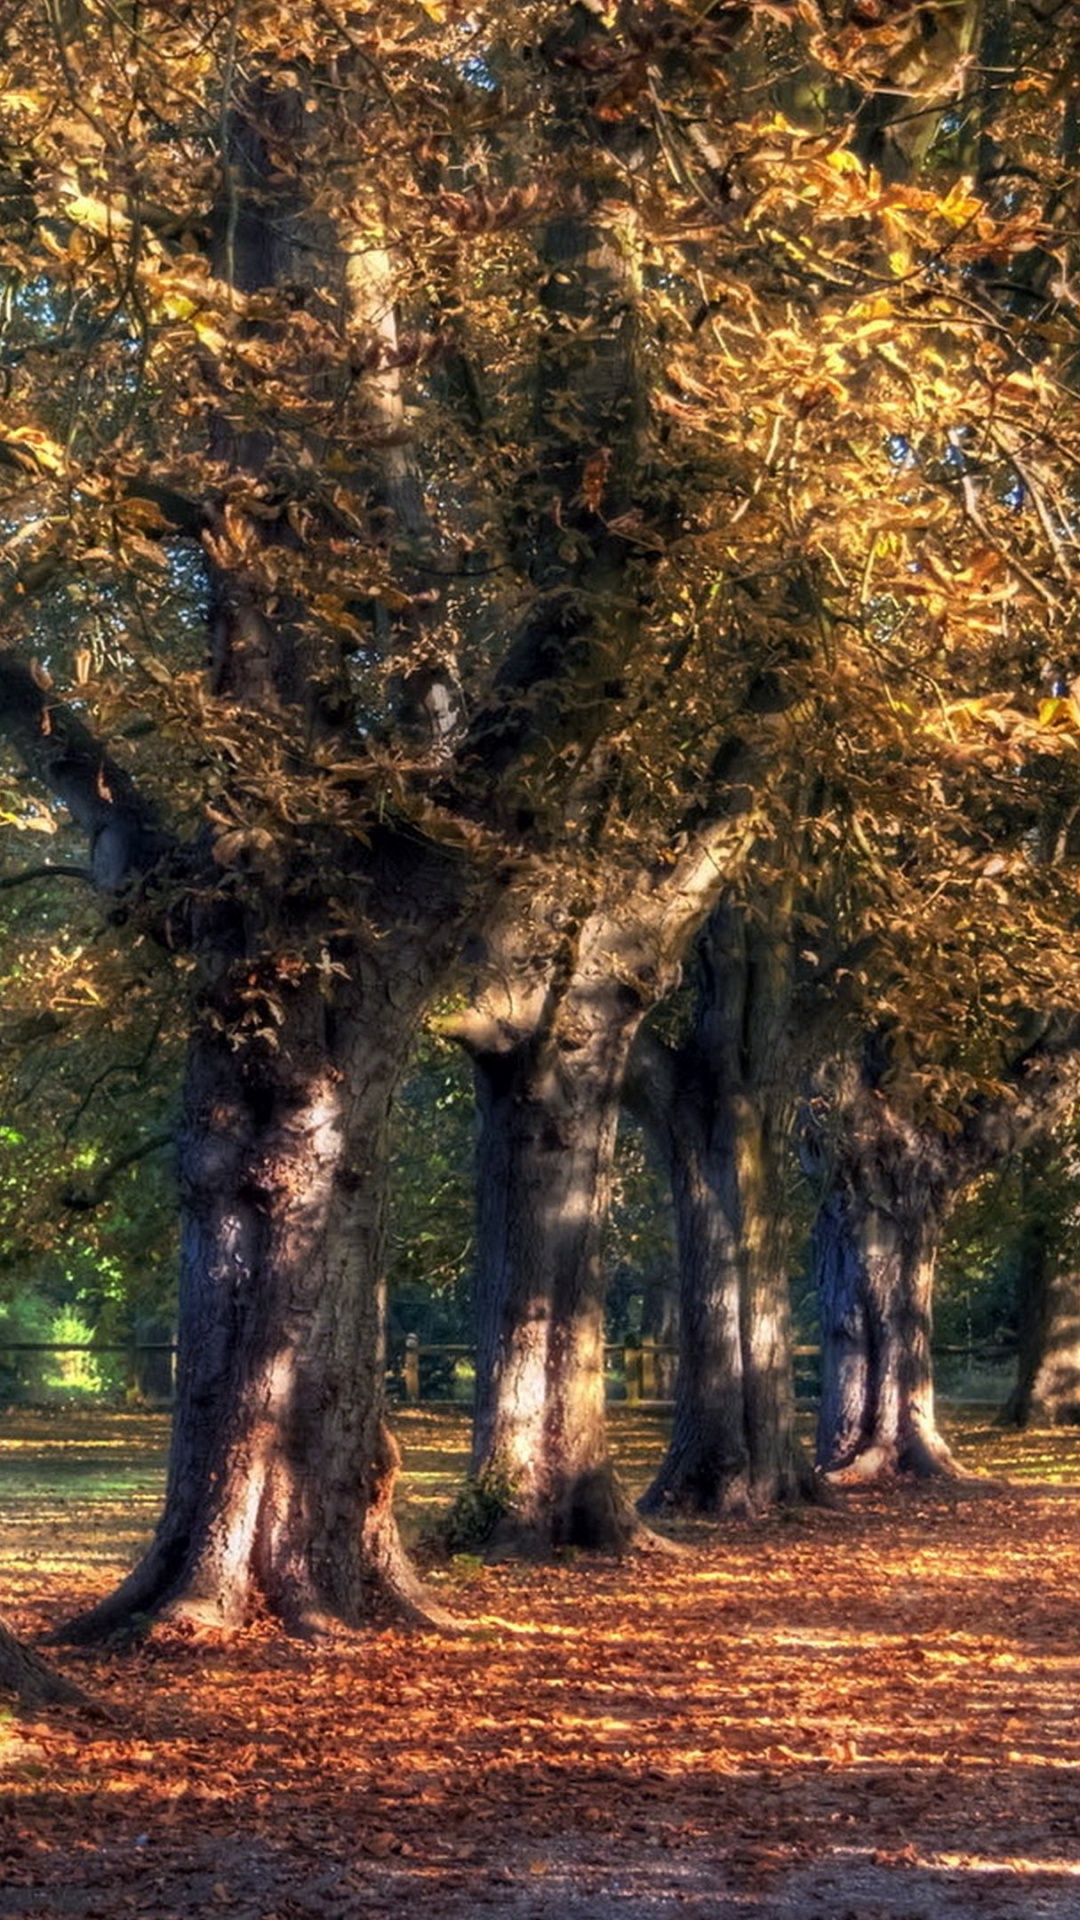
[1,0,1080,1623]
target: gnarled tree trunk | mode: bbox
[636,905,816,1518]
[467,971,646,1555]
[806,1043,964,1484]
[811,1180,958,1480]
[54,80,472,1641]
[61,849,463,1640]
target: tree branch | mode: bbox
[0,653,173,890]
[59,1130,175,1212]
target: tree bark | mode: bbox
[811,1180,959,1481]
[466,972,645,1555]
[1003,1148,1080,1426]
[448,802,755,1557]
[0,1614,92,1712]
[806,1044,965,1483]
[806,1024,1080,1480]
[1007,1262,1080,1427]
[60,853,462,1639]
[636,905,816,1517]
[52,80,472,1641]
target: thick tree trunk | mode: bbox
[60,850,461,1641]
[812,1183,959,1479]
[808,1029,1080,1476]
[466,978,646,1555]
[637,907,816,1517]
[50,90,468,1642]
[806,1052,965,1484]
[450,816,741,1558]
[640,1082,814,1515]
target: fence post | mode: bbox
[404,1333,421,1405]
[624,1335,641,1403]
[640,1333,658,1400]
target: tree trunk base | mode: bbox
[53,1419,456,1644]
[472,1462,676,1562]
[55,1573,456,1646]
[999,1390,1080,1430]
[640,1439,823,1520]
[821,1426,969,1486]
[0,1618,100,1715]
[53,1520,455,1646]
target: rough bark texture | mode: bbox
[806,1046,964,1484]
[467,969,646,1555]
[52,84,469,1641]
[59,836,463,1640]
[811,1181,959,1481]
[451,808,750,1558]
[636,905,816,1518]
[806,1026,1080,1480]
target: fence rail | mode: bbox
[0,1335,1017,1410]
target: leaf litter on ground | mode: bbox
[2,1404,1080,1918]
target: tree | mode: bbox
[1001,1139,1080,1427]
[805,1034,968,1482]
[805,1019,1080,1482]
[2,0,1080,1632]
[632,894,816,1517]
[0,12,541,1634]
[446,831,749,1554]
[0,0,765,1629]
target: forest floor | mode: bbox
[2,1405,1080,1919]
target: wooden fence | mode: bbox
[0,1335,1013,1409]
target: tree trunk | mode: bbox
[637,906,816,1517]
[639,1082,813,1515]
[1007,1264,1080,1426]
[60,841,463,1641]
[449,808,747,1558]
[1003,1160,1080,1425]
[807,1050,965,1483]
[466,975,646,1555]
[54,86,471,1642]
[0,1615,92,1712]
[812,1182,960,1479]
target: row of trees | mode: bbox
[1,0,1080,1650]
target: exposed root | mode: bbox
[0,1617,105,1717]
[823,1426,990,1489]
[641,1440,825,1521]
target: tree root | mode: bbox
[822,1427,987,1488]
[0,1616,105,1717]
